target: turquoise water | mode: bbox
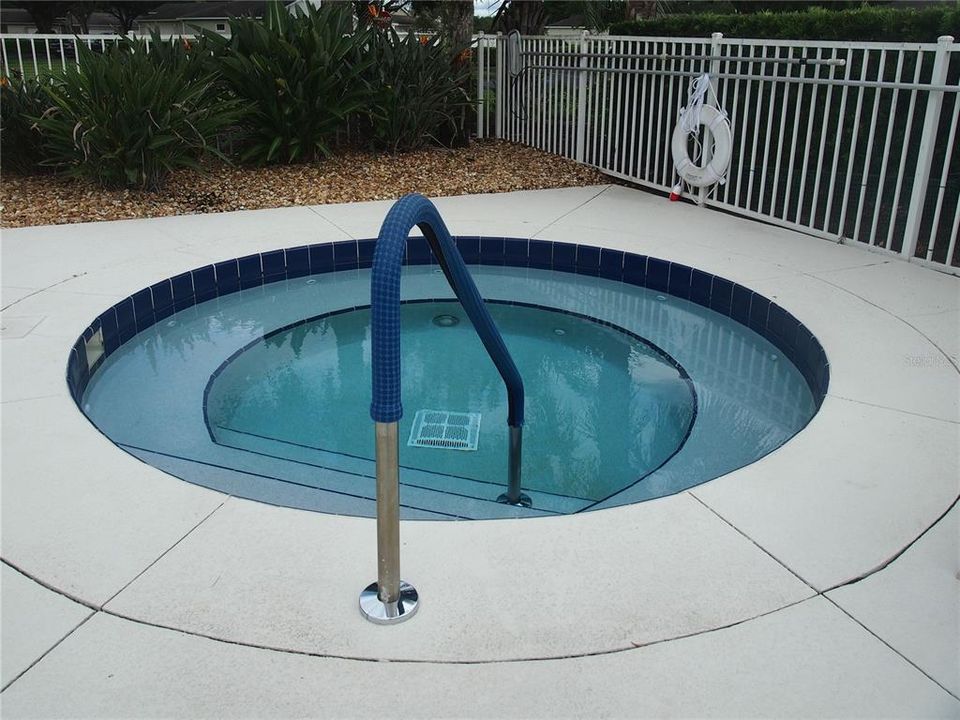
[205,301,695,503]
[81,265,817,519]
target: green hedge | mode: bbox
[608,5,960,42]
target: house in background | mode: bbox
[134,1,268,36]
[134,0,323,36]
[0,8,39,34]
[544,14,589,38]
[0,7,119,34]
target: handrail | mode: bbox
[359,193,528,625]
[370,194,525,429]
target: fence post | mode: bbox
[575,30,589,163]
[495,32,503,140]
[698,32,724,207]
[901,34,954,258]
[476,32,485,140]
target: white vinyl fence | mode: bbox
[476,32,960,273]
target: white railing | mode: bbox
[479,33,960,273]
[5,31,957,271]
[0,33,201,76]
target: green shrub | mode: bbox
[208,4,374,164]
[140,31,224,83]
[35,39,244,190]
[362,30,471,153]
[0,71,52,173]
[608,5,960,41]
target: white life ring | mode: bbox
[671,104,732,188]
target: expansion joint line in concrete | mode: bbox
[0,552,819,669]
[823,494,960,591]
[79,594,819,668]
[805,270,960,375]
[0,608,96,693]
[824,394,960,425]
[0,394,64,406]
[531,185,613,238]
[1,274,88,312]
[100,500,228,608]
[2,492,960,676]
[689,491,960,702]
[0,497,227,618]
[822,595,960,702]
[304,206,358,241]
[1,496,957,683]
[0,500,227,691]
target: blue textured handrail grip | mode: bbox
[370,194,525,427]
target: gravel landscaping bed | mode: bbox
[0,141,607,229]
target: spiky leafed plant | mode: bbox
[0,71,53,173]
[207,3,375,164]
[35,38,244,190]
[362,29,471,153]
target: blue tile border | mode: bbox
[284,246,310,279]
[646,258,670,292]
[67,237,830,411]
[552,242,576,271]
[261,250,286,281]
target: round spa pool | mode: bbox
[68,238,828,520]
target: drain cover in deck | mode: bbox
[407,410,481,451]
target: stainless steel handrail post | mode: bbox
[359,422,419,624]
[375,422,401,603]
[498,425,531,507]
[361,193,528,623]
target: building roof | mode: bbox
[546,13,586,28]
[0,7,119,32]
[0,8,37,25]
[138,2,268,22]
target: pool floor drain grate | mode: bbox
[407,409,481,451]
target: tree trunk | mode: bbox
[69,7,92,34]
[19,1,70,34]
[438,0,473,147]
[447,3,472,47]
[492,0,546,36]
[626,1,657,21]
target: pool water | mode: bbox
[205,301,695,504]
[82,265,817,519]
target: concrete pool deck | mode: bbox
[1,185,958,717]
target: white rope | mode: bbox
[679,72,712,136]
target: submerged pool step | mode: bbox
[212,426,591,516]
[121,441,572,520]
[123,445,444,519]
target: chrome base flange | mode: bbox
[496,492,532,508]
[359,581,420,624]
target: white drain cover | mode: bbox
[407,409,481,451]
